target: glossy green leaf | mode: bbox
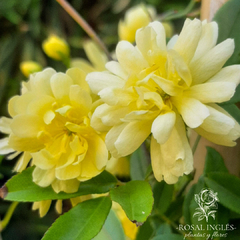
[153,181,174,215]
[130,145,149,180]
[151,234,183,240]
[110,180,154,225]
[0,167,117,202]
[203,147,228,175]
[205,172,240,214]
[165,196,184,222]
[214,0,240,66]
[183,183,196,225]
[135,217,154,240]
[155,222,172,235]
[42,197,112,240]
[93,210,126,240]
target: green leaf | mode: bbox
[130,145,149,180]
[203,147,228,175]
[155,222,172,235]
[135,217,154,240]
[42,197,112,240]
[0,167,117,202]
[205,172,240,214]
[183,183,196,225]
[214,0,240,66]
[165,196,184,222]
[93,209,126,240]
[219,104,240,124]
[153,181,174,215]
[151,234,183,240]
[110,180,154,225]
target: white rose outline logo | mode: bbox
[193,188,219,222]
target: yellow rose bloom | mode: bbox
[87,19,240,184]
[118,4,156,43]
[20,61,42,77]
[42,35,70,61]
[0,67,108,193]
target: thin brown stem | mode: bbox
[56,0,112,60]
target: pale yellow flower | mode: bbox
[118,4,156,43]
[0,67,108,193]
[42,35,70,61]
[20,61,42,77]
[87,19,240,184]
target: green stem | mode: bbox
[161,0,197,21]
[56,0,112,60]
[0,202,19,231]
[192,134,201,155]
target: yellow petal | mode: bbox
[55,200,63,214]
[116,40,148,74]
[50,72,73,101]
[0,117,12,134]
[32,200,52,218]
[114,120,152,157]
[152,75,183,96]
[195,104,240,146]
[191,21,218,62]
[207,65,240,85]
[172,97,210,128]
[66,68,90,92]
[32,149,57,170]
[32,167,55,187]
[51,179,80,193]
[200,105,235,135]
[8,134,44,152]
[85,133,108,170]
[190,39,234,85]
[70,58,95,73]
[86,72,125,94]
[0,137,14,155]
[83,40,108,71]
[70,85,92,113]
[99,87,136,106]
[30,68,56,95]
[91,103,136,131]
[10,114,43,138]
[105,61,128,79]
[14,152,31,172]
[8,93,35,117]
[123,110,158,122]
[150,136,164,182]
[167,49,192,87]
[173,18,202,64]
[105,123,128,158]
[55,163,81,180]
[185,82,236,103]
[151,111,176,144]
[26,95,55,116]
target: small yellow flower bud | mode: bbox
[162,22,174,38]
[19,61,42,77]
[118,4,156,43]
[42,35,70,61]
